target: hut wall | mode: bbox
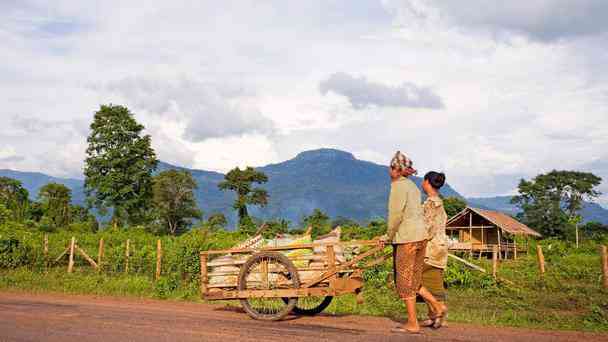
[485,229,498,245]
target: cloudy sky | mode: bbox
[1,0,608,206]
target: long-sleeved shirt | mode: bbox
[423,196,448,269]
[386,177,427,244]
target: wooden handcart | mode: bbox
[199,239,387,321]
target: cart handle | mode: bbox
[302,244,385,288]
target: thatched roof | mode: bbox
[447,207,542,238]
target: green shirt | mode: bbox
[387,177,427,244]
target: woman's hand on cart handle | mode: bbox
[377,235,389,249]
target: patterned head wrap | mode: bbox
[390,151,417,174]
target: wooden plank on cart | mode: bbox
[205,287,336,300]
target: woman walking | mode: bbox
[420,171,449,329]
[380,151,446,334]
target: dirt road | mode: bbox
[0,291,605,342]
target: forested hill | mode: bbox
[2,148,607,226]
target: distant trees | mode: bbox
[0,177,30,222]
[512,170,602,238]
[302,208,331,238]
[580,221,607,241]
[38,183,71,228]
[206,212,228,232]
[218,167,268,229]
[152,170,202,235]
[443,197,467,218]
[0,175,99,231]
[84,104,158,226]
[262,218,290,239]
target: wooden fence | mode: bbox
[46,235,164,281]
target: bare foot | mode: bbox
[435,303,448,318]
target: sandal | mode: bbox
[432,316,447,329]
[432,305,448,329]
[420,318,435,327]
[391,327,422,335]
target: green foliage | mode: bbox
[262,218,290,239]
[152,170,202,235]
[0,204,11,225]
[84,104,158,226]
[443,196,467,218]
[0,176,30,222]
[237,216,258,235]
[331,216,358,228]
[512,170,602,238]
[0,236,31,268]
[205,212,227,232]
[341,218,386,240]
[38,182,72,228]
[302,208,331,238]
[580,221,608,241]
[218,167,268,225]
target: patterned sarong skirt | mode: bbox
[393,240,427,299]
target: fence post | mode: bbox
[156,239,162,281]
[536,245,545,277]
[492,245,498,279]
[97,238,104,272]
[200,254,208,297]
[125,239,130,274]
[601,245,608,289]
[43,234,49,273]
[67,237,75,273]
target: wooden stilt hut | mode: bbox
[446,207,541,258]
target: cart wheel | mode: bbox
[289,296,333,316]
[238,252,300,321]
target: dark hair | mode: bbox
[424,171,446,190]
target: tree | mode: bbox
[152,170,202,235]
[331,216,358,228]
[579,221,607,241]
[443,197,467,218]
[0,177,30,222]
[206,212,228,232]
[70,205,99,232]
[84,104,158,226]
[302,208,331,238]
[263,218,290,239]
[511,170,602,238]
[38,183,72,228]
[218,167,268,226]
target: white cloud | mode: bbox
[385,0,608,42]
[319,72,443,109]
[99,76,275,141]
[0,0,607,207]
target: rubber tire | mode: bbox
[291,296,333,316]
[238,252,300,321]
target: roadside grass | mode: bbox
[1,226,607,332]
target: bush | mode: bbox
[0,237,31,268]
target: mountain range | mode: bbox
[1,148,607,226]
